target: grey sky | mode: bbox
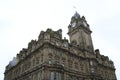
[0,0,120,79]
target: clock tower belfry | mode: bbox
[68,12,94,53]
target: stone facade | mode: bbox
[4,12,117,80]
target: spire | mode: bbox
[73,11,80,19]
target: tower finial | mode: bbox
[73,6,80,19]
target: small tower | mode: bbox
[68,12,94,53]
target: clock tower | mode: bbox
[68,12,94,53]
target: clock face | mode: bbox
[83,21,87,27]
[71,21,76,27]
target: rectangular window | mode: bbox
[58,73,61,80]
[75,63,78,71]
[56,72,61,80]
[91,67,95,73]
[68,75,72,80]
[50,72,62,80]
[49,48,53,54]
[69,63,72,69]
[48,57,52,64]
[62,60,64,66]
[55,57,59,64]
[56,72,59,80]
[90,60,93,66]
[50,72,54,80]
[36,57,40,64]
[41,55,43,64]
[80,60,84,71]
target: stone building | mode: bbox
[4,12,117,80]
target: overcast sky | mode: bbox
[0,0,120,79]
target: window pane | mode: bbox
[50,72,54,80]
[59,73,61,80]
[56,72,59,80]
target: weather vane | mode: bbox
[73,6,77,12]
